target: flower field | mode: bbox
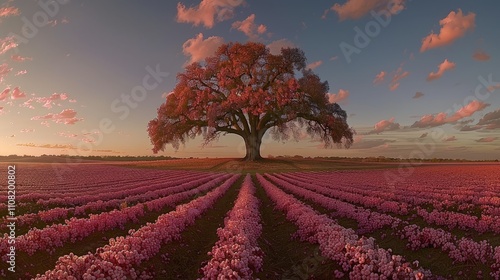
[0,163,499,279]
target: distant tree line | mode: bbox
[0,154,177,162]
[269,155,499,163]
[0,154,497,162]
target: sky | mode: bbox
[0,0,499,160]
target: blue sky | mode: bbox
[1,0,499,159]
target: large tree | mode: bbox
[148,42,354,160]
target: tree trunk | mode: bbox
[243,133,262,161]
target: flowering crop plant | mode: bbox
[0,163,498,279]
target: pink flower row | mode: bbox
[35,174,240,280]
[0,166,187,212]
[416,206,500,234]
[1,169,189,213]
[0,174,231,257]
[293,167,500,211]
[301,166,500,208]
[6,172,211,228]
[0,165,179,198]
[284,172,500,235]
[265,174,400,234]
[33,172,206,207]
[492,246,500,279]
[256,174,430,279]
[482,205,500,217]
[290,171,417,205]
[277,173,409,215]
[401,224,494,265]
[268,172,500,271]
[200,174,264,279]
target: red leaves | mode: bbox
[148,42,353,155]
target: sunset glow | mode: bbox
[1,1,499,160]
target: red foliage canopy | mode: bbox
[148,42,353,160]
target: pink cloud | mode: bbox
[176,0,244,28]
[20,98,35,109]
[420,9,475,52]
[15,70,27,76]
[328,0,405,21]
[442,136,457,142]
[11,55,33,62]
[354,135,364,143]
[427,59,456,81]
[306,60,323,70]
[82,137,96,143]
[36,93,69,109]
[450,100,489,122]
[32,114,55,120]
[411,100,489,128]
[0,37,17,55]
[257,24,266,34]
[369,117,400,134]
[0,87,10,101]
[20,129,35,133]
[31,109,82,125]
[0,63,12,82]
[54,109,80,124]
[373,71,386,85]
[0,6,19,18]
[487,84,500,93]
[58,132,78,138]
[11,87,26,99]
[266,39,295,55]
[182,33,224,65]
[472,51,490,61]
[231,14,267,40]
[328,89,349,104]
[476,137,498,143]
[389,67,409,91]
